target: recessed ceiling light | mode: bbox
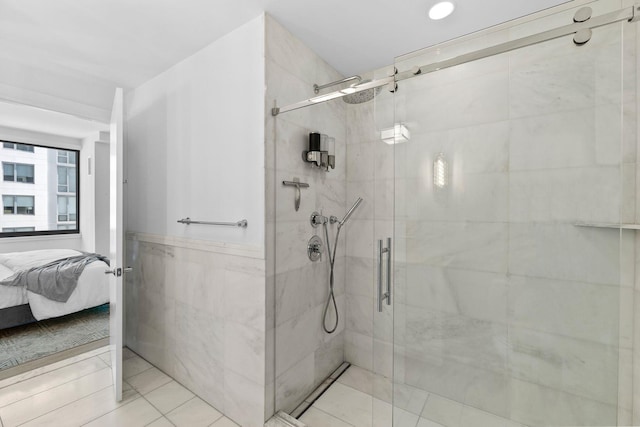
[429,1,455,20]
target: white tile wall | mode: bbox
[126,237,266,427]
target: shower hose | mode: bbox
[322,221,341,334]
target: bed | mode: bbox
[0,249,110,329]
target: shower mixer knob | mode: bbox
[310,211,328,227]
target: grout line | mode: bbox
[310,406,356,427]
[14,384,117,427]
[143,414,175,426]
[144,416,165,427]
[123,362,154,382]
[80,396,145,426]
[10,368,113,426]
[127,369,172,396]
[0,345,109,391]
[0,363,112,409]
[164,396,196,417]
[418,393,431,419]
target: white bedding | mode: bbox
[0,249,110,320]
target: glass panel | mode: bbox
[15,144,34,152]
[58,166,68,192]
[69,169,77,192]
[57,150,68,163]
[68,196,76,220]
[0,143,79,234]
[393,7,624,427]
[15,195,34,214]
[3,142,13,149]
[3,163,14,181]
[57,195,68,221]
[15,164,34,183]
[2,195,14,214]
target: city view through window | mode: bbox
[0,141,79,236]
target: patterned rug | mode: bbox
[0,305,109,370]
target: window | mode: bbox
[0,142,79,237]
[57,150,77,165]
[57,166,76,193]
[57,196,76,222]
[3,195,34,215]
[3,142,34,152]
[3,163,34,183]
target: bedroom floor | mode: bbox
[0,305,109,371]
[0,346,239,427]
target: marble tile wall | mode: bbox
[264,15,349,416]
[124,235,267,427]
[389,2,632,426]
[343,66,396,392]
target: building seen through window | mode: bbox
[0,141,79,236]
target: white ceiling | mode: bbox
[0,101,108,139]
[0,0,570,91]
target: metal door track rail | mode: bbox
[271,4,640,117]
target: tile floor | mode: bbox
[299,365,526,427]
[0,346,239,427]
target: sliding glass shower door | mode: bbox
[391,3,629,425]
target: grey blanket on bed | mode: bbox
[0,253,110,303]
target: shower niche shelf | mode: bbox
[574,222,640,230]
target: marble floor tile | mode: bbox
[166,396,223,427]
[20,386,139,427]
[0,347,235,427]
[337,365,374,395]
[416,418,445,427]
[0,357,107,408]
[300,407,354,426]
[146,417,175,427]
[420,394,463,427]
[211,416,242,426]
[0,367,112,427]
[123,355,153,379]
[84,397,161,427]
[313,382,373,426]
[144,380,194,414]
[127,367,172,395]
[0,346,111,389]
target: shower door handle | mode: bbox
[377,238,391,312]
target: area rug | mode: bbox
[0,305,109,370]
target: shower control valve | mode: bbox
[307,235,323,262]
[310,211,328,228]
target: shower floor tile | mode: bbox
[298,365,525,427]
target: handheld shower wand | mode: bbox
[338,197,363,228]
[322,197,364,334]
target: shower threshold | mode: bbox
[289,362,351,419]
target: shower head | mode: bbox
[342,81,381,104]
[338,197,364,228]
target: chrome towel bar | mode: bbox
[177,217,248,228]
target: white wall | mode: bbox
[124,15,268,427]
[125,15,265,251]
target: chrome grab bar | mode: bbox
[378,237,391,312]
[177,217,248,228]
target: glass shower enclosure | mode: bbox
[391,2,630,425]
[269,0,634,425]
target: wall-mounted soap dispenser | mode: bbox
[303,132,335,171]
